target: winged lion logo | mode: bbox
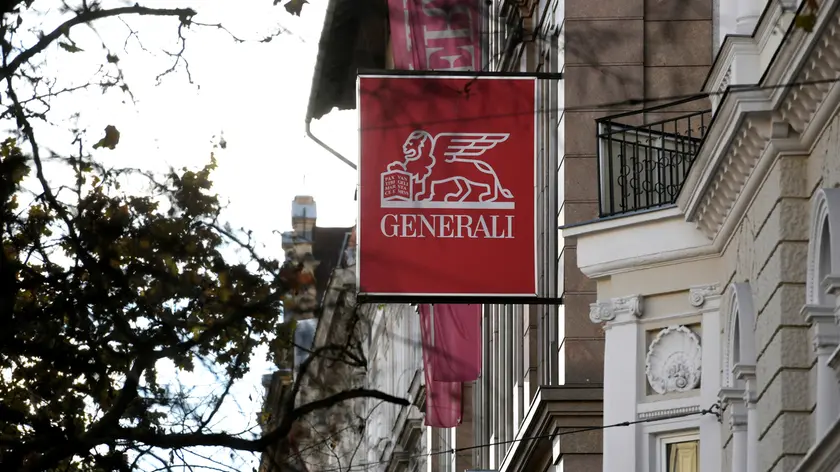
[380,130,513,209]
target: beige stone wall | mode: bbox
[586,110,840,472]
[716,151,813,472]
[615,108,840,472]
[713,111,840,472]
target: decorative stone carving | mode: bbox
[710,65,732,110]
[645,326,703,395]
[690,8,840,240]
[615,295,643,317]
[589,302,614,323]
[688,284,720,307]
[589,295,643,323]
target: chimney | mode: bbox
[291,195,317,240]
[282,195,317,251]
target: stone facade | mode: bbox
[566,0,840,471]
[361,302,428,472]
[305,0,717,468]
[476,0,713,470]
[259,197,364,472]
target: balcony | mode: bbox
[596,96,712,218]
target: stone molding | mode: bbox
[589,294,643,324]
[637,405,700,420]
[803,304,840,353]
[682,4,840,240]
[720,387,749,430]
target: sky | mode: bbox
[12,0,357,469]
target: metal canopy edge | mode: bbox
[357,69,564,80]
[357,294,564,305]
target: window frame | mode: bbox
[656,431,700,472]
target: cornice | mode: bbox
[683,0,840,242]
[777,25,840,141]
[692,115,772,238]
[703,0,787,95]
[755,2,790,52]
[589,294,643,324]
[705,37,754,108]
[678,89,771,221]
[577,240,719,279]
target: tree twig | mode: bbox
[2,4,197,81]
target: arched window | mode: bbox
[804,188,840,440]
[814,216,835,305]
[721,282,757,472]
[806,188,840,304]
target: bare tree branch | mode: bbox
[2,4,197,81]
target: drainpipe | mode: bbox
[305,118,357,170]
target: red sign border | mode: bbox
[356,72,540,300]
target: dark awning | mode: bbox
[306,0,389,121]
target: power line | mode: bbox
[298,403,720,472]
[352,75,840,133]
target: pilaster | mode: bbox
[591,294,642,472]
[803,303,840,440]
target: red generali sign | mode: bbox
[357,74,537,298]
[386,0,482,71]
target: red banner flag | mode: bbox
[428,304,481,382]
[386,0,482,71]
[419,304,462,428]
[357,75,538,298]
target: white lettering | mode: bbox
[379,214,515,239]
[474,216,490,238]
[419,0,475,70]
[400,214,417,237]
[381,214,399,237]
[456,215,471,238]
[439,215,454,237]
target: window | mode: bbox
[666,441,698,472]
[658,433,699,472]
[805,188,840,439]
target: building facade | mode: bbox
[259,196,362,471]
[305,0,716,470]
[360,301,429,472]
[307,2,474,472]
[563,0,840,471]
[477,0,714,470]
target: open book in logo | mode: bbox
[381,130,514,210]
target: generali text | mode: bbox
[380,214,515,238]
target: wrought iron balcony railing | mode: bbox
[596,96,712,218]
